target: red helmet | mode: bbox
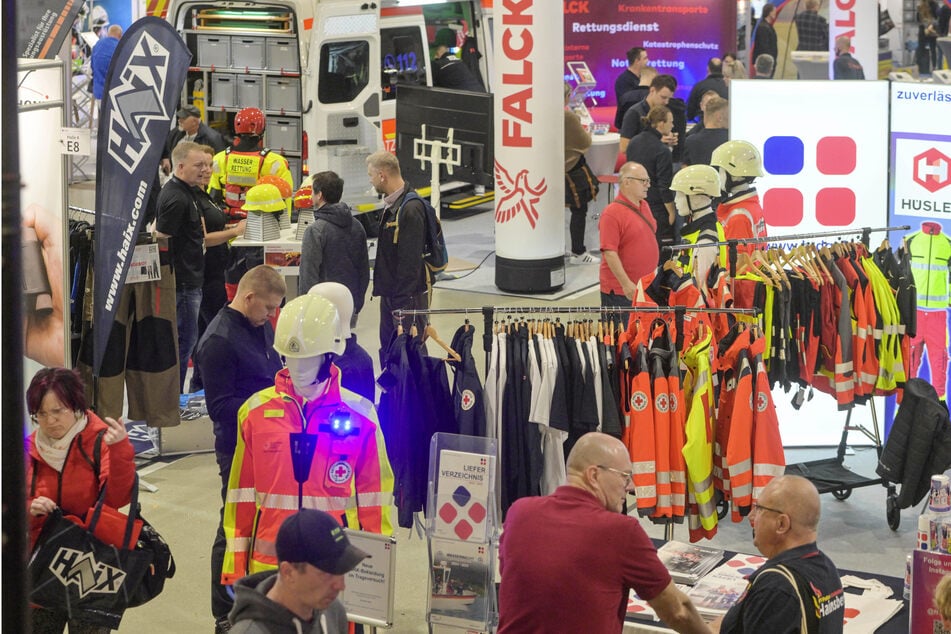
[234,107,265,135]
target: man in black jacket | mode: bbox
[192,264,286,634]
[298,171,369,325]
[160,105,227,176]
[431,28,485,92]
[367,150,429,354]
[686,58,728,122]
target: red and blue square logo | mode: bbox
[762,135,858,227]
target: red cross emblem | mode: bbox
[328,460,353,484]
[631,391,648,412]
[461,389,476,411]
[656,394,669,413]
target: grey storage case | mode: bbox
[266,116,301,153]
[266,38,299,72]
[236,75,264,110]
[197,35,230,68]
[210,73,236,108]
[231,36,266,69]
[265,77,301,112]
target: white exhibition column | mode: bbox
[829,0,878,79]
[493,0,566,292]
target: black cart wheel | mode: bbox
[832,489,852,501]
[717,498,728,520]
[887,494,900,531]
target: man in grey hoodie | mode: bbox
[229,509,369,633]
[298,171,370,326]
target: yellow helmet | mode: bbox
[273,294,345,358]
[670,164,721,196]
[710,140,764,178]
[243,183,285,213]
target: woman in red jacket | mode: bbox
[26,367,136,634]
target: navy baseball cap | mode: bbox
[275,509,369,575]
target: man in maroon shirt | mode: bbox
[497,432,711,634]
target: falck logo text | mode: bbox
[48,547,127,598]
[107,31,172,174]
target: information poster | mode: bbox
[340,530,396,628]
[888,82,951,403]
[731,79,891,447]
[18,59,69,373]
[910,549,951,634]
[428,539,492,630]
[263,245,302,276]
[564,0,736,109]
[433,450,494,542]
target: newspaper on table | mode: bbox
[657,540,726,584]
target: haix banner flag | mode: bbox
[93,17,189,375]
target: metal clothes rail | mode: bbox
[392,304,761,356]
[665,225,912,276]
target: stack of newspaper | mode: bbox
[657,541,725,584]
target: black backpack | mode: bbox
[395,190,449,276]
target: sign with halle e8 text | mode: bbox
[61,127,90,156]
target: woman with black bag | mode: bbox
[26,367,136,633]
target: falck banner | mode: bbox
[93,17,190,375]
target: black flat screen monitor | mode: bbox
[395,84,494,190]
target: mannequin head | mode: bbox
[307,282,356,333]
[670,164,721,218]
[285,355,331,401]
[273,294,344,400]
[710,140,763,196]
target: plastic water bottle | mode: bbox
[923,475,951,551]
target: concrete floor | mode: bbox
[66,182,921,633]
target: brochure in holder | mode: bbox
[566,60,598,129]
[426,433,499,632]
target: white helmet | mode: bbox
[307,282,354,340]
[670,164,721,196]
[273,294,344,358]
[710,140,764,177]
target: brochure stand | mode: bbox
[426,433,500,634]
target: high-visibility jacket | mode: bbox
[719,329,755,521]
[628,342,657,516]
[906,228,951,309]
[209,147,292,216]
[836,256,872,402]
[654,321,687,520]
[648,322,674,520]
[864,256,907,393]
[814,262,855,410]
[682,330,718,542]
[749,335,786,501]
[222,365,395,584]
[680,213,727,291]
[716,193,767,254]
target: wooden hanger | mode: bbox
[424,324,461,362]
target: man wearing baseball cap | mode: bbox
[161,105,227,176]
[229,509,369,633]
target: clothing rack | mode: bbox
[392,304,761,366]
[665,225,911,276]
[67,205,96,224]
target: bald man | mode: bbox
[833,36,865,80]
[714,476,845,633]
[498,432,711,634]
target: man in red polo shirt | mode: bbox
[599,162,661,309]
